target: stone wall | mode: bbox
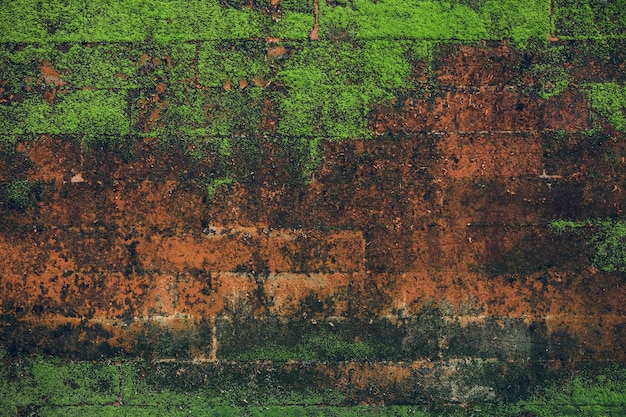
[1,36,625,406]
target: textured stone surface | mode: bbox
[1,41,625,405]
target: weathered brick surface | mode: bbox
[372,88,589,134]
[0,42,625,405]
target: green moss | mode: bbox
[300,331,376,361]
[4,90,129,144]
[206,176,235,199]
[521,366,626,416]
[528,46,571,99]
[279,136,323,184]
[280,0,315,14]
[478,0,552,47]
[0,0,151,42]
[277,40,411,139]
[320,0,490,41]
[1,0,555,44]
[549,218,626,273]
[3,179,40,210]
[588,82,626,132]
[212,89,265,136]
[553,2,600,39]
[553,0,626,40]
[1,356,625,415]
[0,0,269,43]
[154,0,268,42]
[222,328,377,361]
[0,44,54,94]
[53,44,138,90]
[57,91,129,138]
[0,0,47,42]
[270,12,315,39]
[548,219,584,234]
[246,406,435,416]
[588,219,626,273]
[317,0,551,46]
[6,357,120,408]
[198,41,269,88]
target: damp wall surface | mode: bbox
[1,0,626,409]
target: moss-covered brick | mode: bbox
[0,0,268,43]
[588,82,626,132]
[318,0,551,46]
[1,351,625,413]
[198,41,269,88]
[7,357,120,407]
[550,217,626,273]
[277,40,411,140]
[553,0,626,40]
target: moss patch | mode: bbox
[1,354,624,415]
[588,82,626,132]
[553,0,626,40]
[550,218,626,273]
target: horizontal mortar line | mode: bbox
[153,358,505,366]
[0,129,586,141]
[6,264,590,280]
[150,358,625,367]
[4,35,626,46]
[552,35,626,41]
[1,83,594,98]
[0,225,363,235]
[37,403,337,409]
[437,174,577,182]
[464,222,551,227]
[78,313,626,327]
[0,38,530,46]
[338,313,626,322]
[197,226,363,236]
[2,85,583,96]
[434,130,544,135]
[436,152,541,157]
[2,269,364,278]
[0,220,572,236]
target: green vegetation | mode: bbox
[222,329,377,361]
[529,46,571,99]
[588,82,626,132]
[3,179,39,210]
[270,10,314,40]
[0,0,555,44]
[549,218,626,273]
[54,44,138,90]
[521,366,626,416]
[0,0,267,42]
[0,0,590,190]
[318,0,551,46]
[8,91,130,147]
[0,355,120,414]
[553,0,626,40]
[320,0,487,41]
[206,177,236,199]
[198,41,269,88]
[1,354,624,416]
[277,40,412,140]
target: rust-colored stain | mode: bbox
[267,46,287,58]
[39,62,66,87]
